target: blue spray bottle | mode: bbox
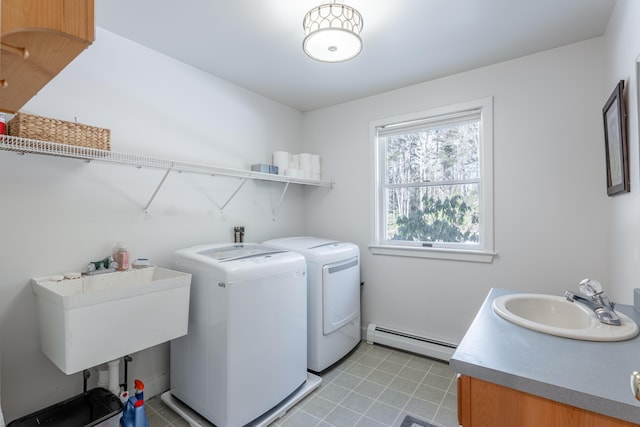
[120,379,149,427]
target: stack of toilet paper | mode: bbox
[272,151,321,180]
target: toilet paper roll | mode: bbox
[284,168,298,177]
[299,153,313,172]
[289,154,300,170]
[312,172,321,180]
[311,154,320,165]
[272,151,289,175]
[311,163,321,174]
[303,170,312,179]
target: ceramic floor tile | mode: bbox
[385,351,412,366]
[403,396,439,422]
[320,367,343,383]
[377,359,404,375]
[366,345,393,359]
[324,405,363,427]
[407,356,434,371]
[317,382,351,404]
[398,365,427,382]
[280,408,323,427]
[355,415,389,427]
[145,342,459,427]
[334,372,364,389]
[364,400,402,425]
[353,379,385,400]
[422,372,453,390]
[377,388,411,409]
[355,354,384,368]
[344,362,374,378]
[433,406,458,427]
[301,395,339,420]
[413,383,446,404]
[429,363,455,378]
[340,392,375,414]
[387,376,420,395]
[366,368,396,386]
[441,392,457,410]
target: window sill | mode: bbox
[368,244,497,263]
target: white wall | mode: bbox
[0,18,625,423]
[603,1,640,304]
[303,38,609,345]
[0,28,311,421]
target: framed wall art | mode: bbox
[603,80,629,196]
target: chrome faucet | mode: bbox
[565,278,621,326]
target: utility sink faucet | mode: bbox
[565,278,621,326]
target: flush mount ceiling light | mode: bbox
[303,1,363,63]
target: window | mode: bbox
[370,98,495,262]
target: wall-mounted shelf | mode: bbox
[0,135,334,216]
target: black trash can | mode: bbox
[7,387,122,427]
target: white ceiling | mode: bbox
[96,0,616,112]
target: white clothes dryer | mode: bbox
[263,236,360,372]
[170,243,307,427]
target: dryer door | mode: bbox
[322,256,360,335]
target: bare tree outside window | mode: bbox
[382,119,480,245]
[372,98,494,260]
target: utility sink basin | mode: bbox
[492,293,639,341]
[32,267,192,374]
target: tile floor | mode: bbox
[145,342,459,427]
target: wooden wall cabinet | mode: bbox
[0,0,95,113]
[458,375,638,427]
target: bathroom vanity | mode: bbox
[450,288,640,427]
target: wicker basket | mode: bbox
[7,113,111,151]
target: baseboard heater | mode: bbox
[365,323,457,362]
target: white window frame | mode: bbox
[369,97,496,263]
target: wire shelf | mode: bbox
[0,135,332,187]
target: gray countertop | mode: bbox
[449,288,640,424]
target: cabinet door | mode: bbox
[458,375,471,426]
[2,0,94,40]
[458,375,638,427]
[1,0,94,113]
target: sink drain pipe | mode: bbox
[107,359,121,396]
[106,355,134,396]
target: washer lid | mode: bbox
[198,244,284,262]
[265,236,339,250]
[264,237,359,262]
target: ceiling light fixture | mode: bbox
[303,1,363,63]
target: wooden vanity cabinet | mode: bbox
[458,375,638,427]
[0,0,94,113]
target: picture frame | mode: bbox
[603,80,629,196]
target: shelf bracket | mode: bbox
[213,178,248,213]
[271,182,290,221]
[143,168,172,214]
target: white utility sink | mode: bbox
[492,293,639,341]
[32,267,192,374]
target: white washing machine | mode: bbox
[169,243,308,427]
[263,236,360,372]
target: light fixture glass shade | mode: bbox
[303,3,363,63]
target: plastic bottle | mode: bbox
[0,113,6,135]
[120,379,148,427]
[120,396,149,427]
[115,245,130,271]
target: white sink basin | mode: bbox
[492,293,639,341]
[32,267,192,374]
